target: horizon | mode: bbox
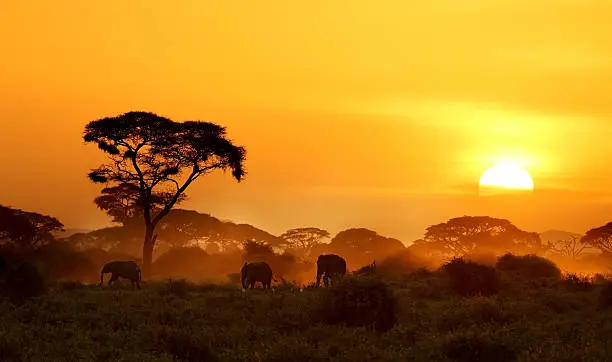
[2,1,612,244]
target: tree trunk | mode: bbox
[142,225,156,279]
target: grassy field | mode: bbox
[2,270,612,362]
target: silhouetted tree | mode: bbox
[582,222,612,255]
[546,235,590,259]
[0,205,64,250]
[328,228,405,269]
[279,227,330,257]
[84,111,246,276]
[423,216,542,257]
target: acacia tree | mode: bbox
[84,111,246,276]
[423,216,542,257]
[279,227,330,256]
[0,205,64,250]
[582,222,612,255]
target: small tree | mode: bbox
[84,111,246,277]
[582,222,612,255]
[546,235,590,259]
[279,227,330,257]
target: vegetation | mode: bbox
[1,268,612,361]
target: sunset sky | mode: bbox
[1,1,612,242]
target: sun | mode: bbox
[479,162,534,194]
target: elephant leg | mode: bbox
[109,273,118,286]
[250,280,255,289]
[316,270,322,287]
[323,274,330,287]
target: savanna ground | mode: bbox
[3,262,612,362]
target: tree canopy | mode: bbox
[423,216,542,257]
[0,205,64,250]
[84,111,246,275]
[328,228,405,268]
[581,222,612,254]
[279,227,330,256]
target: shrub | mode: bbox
[443,334,516,362]
[317,276,397,332]
[3,261,46,304]
[495,254,561,280]
[561,273,593,292]
[440,258,499,297]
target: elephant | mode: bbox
[100,260,141,289]
[316,254,347,287]
[241,261,273,290]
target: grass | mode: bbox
[2,275,612,361]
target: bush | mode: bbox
[495,254,561,280]
[440,258,499,297]
[3,261,46,304]
[317,276,397,332]
[561,273,593,292]
[443,334,516,362]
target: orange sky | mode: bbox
[1,1,612,242]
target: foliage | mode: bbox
[279,227,330,256]
[561,273,593,292]
[440,258,499,297]
[3,271,612,360]
[423,216,542,257]
[0,205,64,250]
[84,111,246,275]
[328,228,405,269]
[317,276,397,332]
[495,253,561,280]
[582,222,612,254]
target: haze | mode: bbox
[2,0,612,242]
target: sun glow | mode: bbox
[479,162,534,194]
